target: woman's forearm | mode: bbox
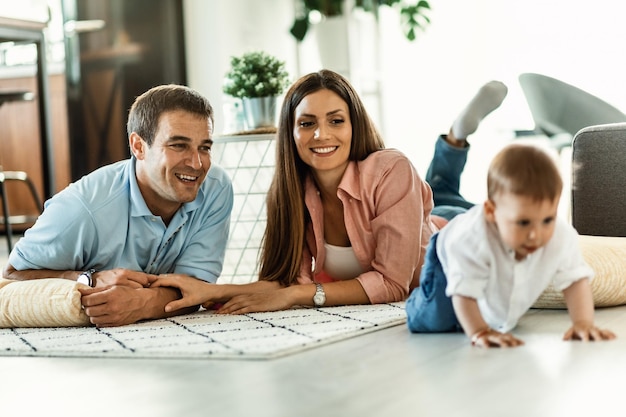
[283,279,370,307]
[215,279,283,301]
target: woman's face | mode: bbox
[293,89,352,179]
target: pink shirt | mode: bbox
[297,149,445,303]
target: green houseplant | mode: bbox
[223,51,291,99]
[223,51,291,129]
[290,0,431,42]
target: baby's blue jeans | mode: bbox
[405,232,462,333]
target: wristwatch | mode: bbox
[77,269,96,287]
[313,283,326,307]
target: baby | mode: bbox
[406,143,616,347]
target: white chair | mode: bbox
[519,73,626,154]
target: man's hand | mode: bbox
[79,285,152,327]
[92,268,157,289]
[79,283,189,327]
[78,268,162,326]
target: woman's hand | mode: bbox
[150,274,213,312]
[217,288,296,315]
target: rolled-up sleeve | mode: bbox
[352,154,436,303]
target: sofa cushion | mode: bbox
[533,234,626,308]
[0,278,91,327]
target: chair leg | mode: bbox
[24,175,43,211]
[0,178,13,253]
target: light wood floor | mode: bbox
[1,239,626,416]
[0,305,624,417]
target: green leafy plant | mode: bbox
[290,0,431,42]
[223,51,291,99]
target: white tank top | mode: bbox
[323,242,365,280]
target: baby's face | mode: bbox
[484,192,560,261]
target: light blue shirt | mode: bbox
[9,158,233,283]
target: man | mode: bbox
[2,84,233,327]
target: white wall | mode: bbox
[378,0,626,171]
[183,0,297,133]
[183,0,626,202]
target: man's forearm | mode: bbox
[3,263,79,281]
[80,283,198,327]
[144,286,199,320]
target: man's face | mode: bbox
[132,110,213,219]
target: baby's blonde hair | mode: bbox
[487,144,563,202]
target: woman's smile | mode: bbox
[311,146,339,155]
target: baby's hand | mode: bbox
[471,328,524,348]
[563,324,616,341]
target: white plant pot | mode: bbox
[315,15,350,76]
[242,96,277,130]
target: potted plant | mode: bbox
[223,51,291,129]
[290,0,345,42]
[290,0,431,42]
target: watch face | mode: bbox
[313,285,326,306]
[77,274,91,287]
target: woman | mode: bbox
[152,70,508,314]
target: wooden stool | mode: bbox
[0,89,39,253]
[0,169,43,253]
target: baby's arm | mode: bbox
[452,295,524,348]
[562,278,616,341]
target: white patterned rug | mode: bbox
[0,303,406,359]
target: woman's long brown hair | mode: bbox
[258,69,385,286]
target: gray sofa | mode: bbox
[532,122,626,308]
[571,122,626,237]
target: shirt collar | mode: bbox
[337,160,361,200]
[306,160,362,201]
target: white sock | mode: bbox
[452,81,508,139]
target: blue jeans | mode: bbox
[405,232,462,333]
[427,135,474,221]
[405,136,474,332]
